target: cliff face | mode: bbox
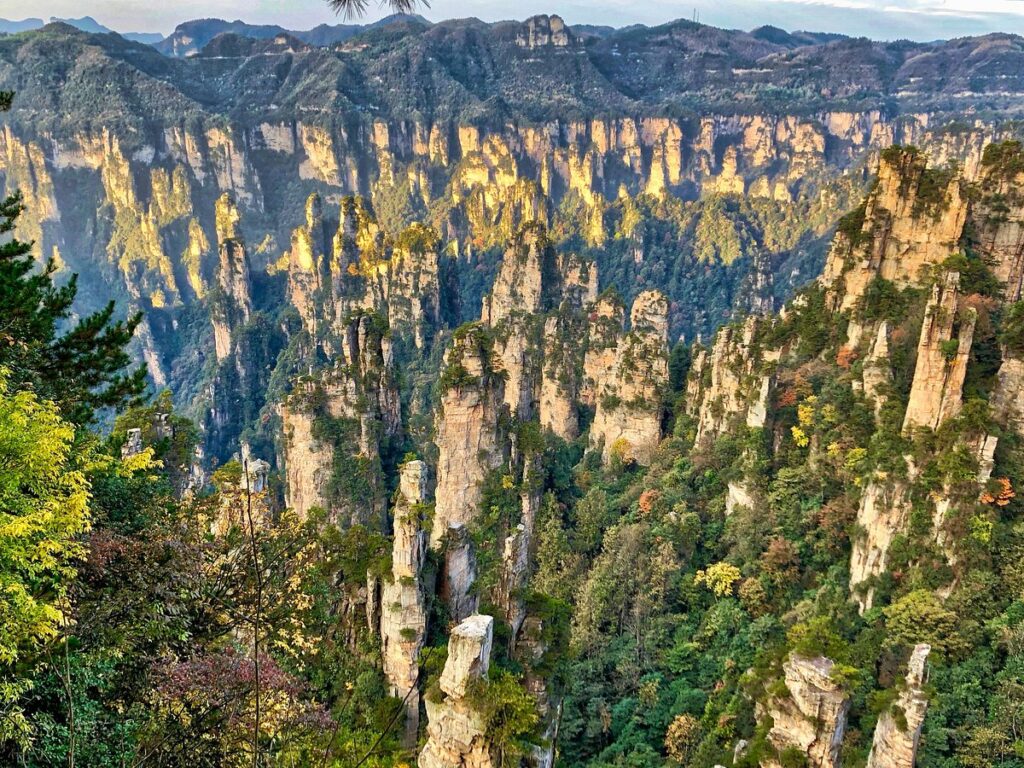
[589,290,670,465]
[380,460,430,746]
[866,644,931,768]
[761,655,850,768]
[280,311,401,526]
[687,316,774,446]
[821,147,968,315]
[420,615,497,768]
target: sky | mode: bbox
[4,0,1024,41]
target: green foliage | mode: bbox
[468,668,541,765]
[0,193,145,424]
[0,371,89,745]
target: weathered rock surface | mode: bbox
[420,615,496,768]
[821,148,968,314]
[380,460,430,746]
[762,654,850,768]
[590,290,670,464]
[280,311,401,525]
[902,272,975,433]
[433,324,509,545]
[849,480,912,613]
[866,644,931,768]
[688,316,770,445]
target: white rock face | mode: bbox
[902,272,975,433]
[762,654,849,768]
[433,327,508,549]
[866,644,931,768]
[849,480,912,612]
[380,460,430,746]
[420,615,496,768]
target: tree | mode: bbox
[0,193,146,424]
[664,713,700,763]
[0,370,90,745]
[327,0,421,20]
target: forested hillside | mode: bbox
[1,14,1024,768]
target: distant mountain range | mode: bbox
[0,13,433,54]
[0,15,163,43]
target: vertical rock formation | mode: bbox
[821,147,968,314]
[761,654,850,768]
[280,311,401,526]
[902,272,976,433]
[849,481,913,612]
[287,193,332,346]
[590,290,669,465]
[582,291,626,407]
[433,324,509,543]
[687,315,772,445]
[866,644,931,768]
[381,460,430,747]
[433,325,508,619]
[972,149,1024,302]
[539,311,586,441]
[211,193,252,362]
[516,14,572,48]
[861,321,893,414]
[420,615,497,768]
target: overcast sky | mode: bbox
[5,0,1024,40]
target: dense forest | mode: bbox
[2,15,1024,768]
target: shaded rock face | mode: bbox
[866,644,931,768]
[821,148,969,314]
[211,193,253,362]
[481,226,597,426]
[972,161,1024,302]
[280,312,401,526]
[688,315,772,445]
[902,272,975,433]
[380,460,430,747]
[849,480,912,612]
[991,354,1024,433]
[420,615,496,768]
[433,325,509,545]
[762,655,850,768]
[589,290,670,465]
[516,15,571,48]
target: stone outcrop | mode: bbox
[211,193,253,362]
[481,226,596,423]
[991,354,1024,433]
[433,324,509,544]
[821,148,968,314]
[280,311,401,526]
[849,480,912,613]
[589,290,670,464]
[380,460,430,747]
[866,644,931,768]
[902,272,976,433]
[761,654,850,768]
[972,155,1024,302]
[420,615,496,768]
[861,321,893,413]
[516,15,571,49]
[433,325,508,618]
[688,316,772,445]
